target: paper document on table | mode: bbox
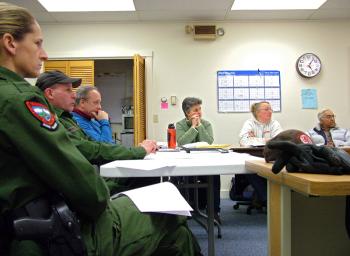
[102,160,174,171]
[197,144,232,149]
[250,143,265,147]
[182,142,232,149]
[112,182,193,216]
[182,142,209,148]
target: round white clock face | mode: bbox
[296,53,321,78]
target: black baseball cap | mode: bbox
[36,70,82,91]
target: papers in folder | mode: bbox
[111,182,193,216]
[182,142,232,150]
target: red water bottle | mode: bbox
[167,123,176,149]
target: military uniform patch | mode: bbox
[25,101,58,130]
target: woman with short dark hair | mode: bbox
[177,97,213,146]
[176,97,221,223]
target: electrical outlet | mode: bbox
[153,114,159,123]
[170,96,177,105]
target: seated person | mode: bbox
[238,101,283,206]
[72,85,115,144]
[239,101,283,146]
[0,3,201,255]
[36,70,159,194]
[176,97,221,223]
[307,108,350,147]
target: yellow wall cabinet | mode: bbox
[44,60,95,86]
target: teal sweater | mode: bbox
[176,118,214,146]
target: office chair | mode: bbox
[230,148,266,215]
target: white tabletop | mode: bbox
[100,151,260,178]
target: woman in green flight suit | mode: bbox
[0,2,201,255]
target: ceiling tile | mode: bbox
[138,10,227,21]
[311,9,350,19]
[320,0,350,9]
[134,0,233,11]
[226,10,315,20]
[51,12,139,22]
[3,0,350,23]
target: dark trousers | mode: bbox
[171,175,221,213]
[195,175,221,213]
[245,174,267,203]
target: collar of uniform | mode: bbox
[0,66,26,82]
[51,105,72,119]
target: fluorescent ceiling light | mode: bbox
[231,0,327,10]
[38,0,135,12]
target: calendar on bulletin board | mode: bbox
[217,70,281,113]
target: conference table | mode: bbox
[100,150,259,256]
[246,159,350,256]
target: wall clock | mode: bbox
[296,53,322,78]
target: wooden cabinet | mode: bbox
[44,60,94,86]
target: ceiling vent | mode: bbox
[193,25,216,40]
[185,25,225,40]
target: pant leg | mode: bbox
[84,196,201,256]
[10,240,46,256]
[213,175,221,213]
[150,224,202,256]
[245,174,267,203]
[197,176,207,210]
[197,175,221,213]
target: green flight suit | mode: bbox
[53,108,159,194]
[55,107,146,165]
[0,66,201,256]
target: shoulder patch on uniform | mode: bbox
[25,101,58,130]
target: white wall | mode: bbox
[41,20,350,196]
[95,59,133,124]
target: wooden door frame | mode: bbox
[45,54,153,140]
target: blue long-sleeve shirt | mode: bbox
[72,111,115,144]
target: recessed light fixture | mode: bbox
[38,0,136,12]
[231,0,327,10]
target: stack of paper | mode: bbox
[112,182,193,216]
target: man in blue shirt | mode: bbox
[72,85,115,143]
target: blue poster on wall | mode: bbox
[217,70,281,113]
[301,88,318,109]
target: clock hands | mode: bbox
[307,58,314,69]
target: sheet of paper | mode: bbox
[112,182,193,216]
[182,142,209,148]
[102,159,172,170]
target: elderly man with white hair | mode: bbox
[307,108,350,147]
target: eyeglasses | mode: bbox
[259,108,273,112]
[323,115,336,119]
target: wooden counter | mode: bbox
[245,159,350,256]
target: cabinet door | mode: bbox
[43,60,69,74]
[133,54,146,146]
[44,60,94,86]
[69,60,94,86]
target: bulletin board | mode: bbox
[217,70,281,113]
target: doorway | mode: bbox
[95,59,133,146]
